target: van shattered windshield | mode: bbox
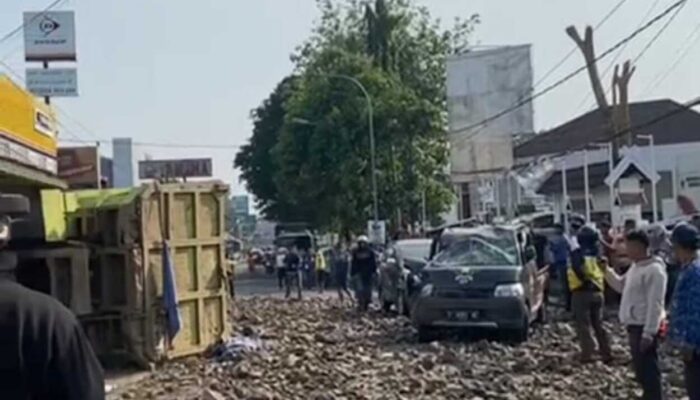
[432,228,520,267]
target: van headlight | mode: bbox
[494,283,525,298]
[420,284,435,297]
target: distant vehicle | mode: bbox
[274,230,315,252]
[378,238,432,315]
[411,224,549,343]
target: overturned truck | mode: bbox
[42,181,230,366]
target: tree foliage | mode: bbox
[235,0,478,234]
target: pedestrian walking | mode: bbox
[568,225,613,363]
[605,229,667,400]
[668,223,700,400]
[332,243,353,304]
[315,248,329,293]
[284,247,302,300]
[275,247,288,290]
[351,236,377,312]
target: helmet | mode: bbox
[576,225,599,249]
[671,223,700,250]
[357,235,370,244]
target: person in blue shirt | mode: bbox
[549,223,571,309]
[669,223,700,400]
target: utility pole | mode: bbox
[612,61,635,147]
[566,25,630,160]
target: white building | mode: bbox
[515,99,700,223]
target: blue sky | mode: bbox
[0,0,698,194]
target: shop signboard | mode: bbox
[26,68,78,97]
[139,158,212,180]
[23,11,77,61]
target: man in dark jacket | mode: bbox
[351,236,377,312]
[284,247,302,300]
[0,251,105,400]
[0,196,104,400]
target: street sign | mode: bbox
[139,158,213,180]
[367,220,386,245]
[23,11,77,61]
[26,68,78,97]
[232,195,250,217]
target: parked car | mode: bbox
[411,224,549,343]
[378,238,432,315]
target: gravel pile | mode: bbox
[111,297,688,399]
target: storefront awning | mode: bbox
[0,158,66,189]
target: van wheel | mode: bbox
[418,326,438,343]
[508,317,529,344]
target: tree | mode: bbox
[234,76,297,220]
[236,0,478,233]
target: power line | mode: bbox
[572,0,662,114]
[0,0,67,47]
[451,0,687,141]
[642,21,700,96]
[632,0,687,63]
[530,95,700,165]
[533,0,629,89]
[60,138,241,150]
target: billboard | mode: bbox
[138,158,212,180]
[23,11,77,61]
[0,76,57,174]
[447,45,534,183]
[26,68,78,97]
[232,195,250,217]
[57,146,103,189]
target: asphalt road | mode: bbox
[233,269,282,297]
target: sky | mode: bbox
[0,0,698,196]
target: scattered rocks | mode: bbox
[111,298,689,399]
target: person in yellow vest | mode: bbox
[568,225,613,363]
[315,248,329,293]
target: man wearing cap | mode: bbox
[669,223,700,399]
[351,235,378,312]
[0,221,105,398]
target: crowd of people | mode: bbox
[272,235,378,309]
[555,220,700,400]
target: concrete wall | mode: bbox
[447,45,533,183]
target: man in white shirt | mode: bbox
[606,229,667,400]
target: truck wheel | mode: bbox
[418,326,438,343]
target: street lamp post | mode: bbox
[323,74,379,223]
[638,134,658,222]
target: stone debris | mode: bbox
[110,298,689,400]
